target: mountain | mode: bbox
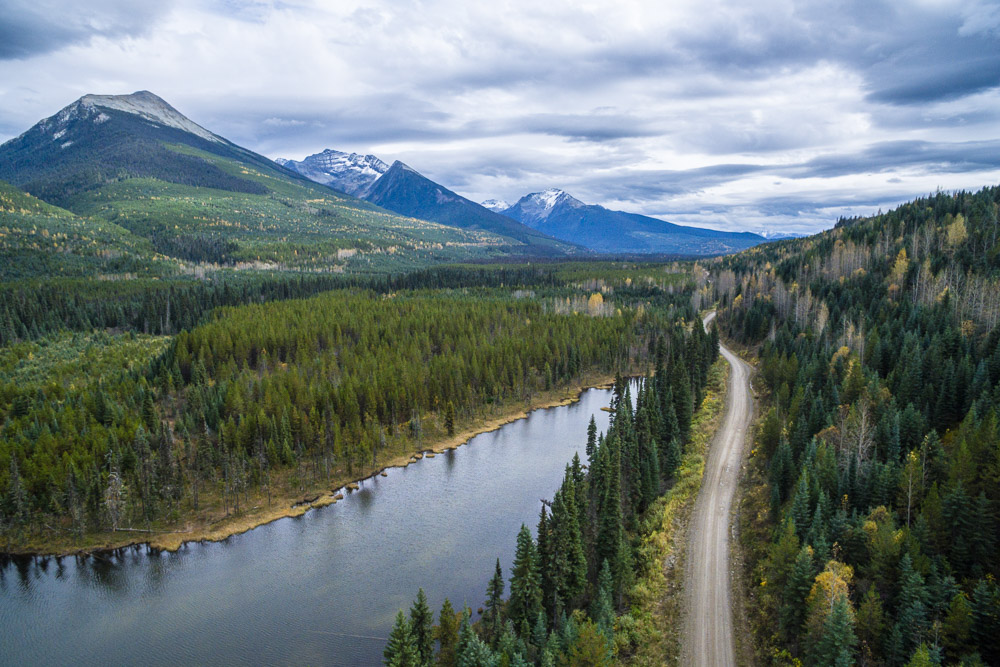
[481,199,510,213]
[497,188,766,255]
[280,151,577,255]
[363,162,575,253]
[275,149,388,197]
[752,228,809,240]
[0,91,526,271]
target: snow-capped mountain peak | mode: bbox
[751,228,808,240]
[513,188,585,221]
[276,149,390,197]
[481,199,510,213]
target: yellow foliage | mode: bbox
[890,248,909,284]
[830,346,851,369]
[946,213,967,247]
[805,561,855,641]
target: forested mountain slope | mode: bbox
[0,92,525,271]
[0,180,174,280]
[714,186,1000,665]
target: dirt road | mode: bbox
[683,311,753,667]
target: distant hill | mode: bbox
[0,91,531,271]
[494,188,767,255]
[278,149,578,255]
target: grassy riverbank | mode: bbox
[618,357,729,664]
[4,372,617,557]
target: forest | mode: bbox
[0,262,696,551]
[715,186,1000,666]
[381,319,720,666]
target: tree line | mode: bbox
[382,319,720,666]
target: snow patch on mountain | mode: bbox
[277,149,390,197]
[481,199,510,213]
[513,188,585,222]
[752,228,808,240]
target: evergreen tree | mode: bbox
[409,588,434,666]
[456,613,497,667]
[586,416,598,465]
[781,546,815,642]
[811,593,857,667]
[385,610,419,667]
[590,560,615,640]
[484,559,505,645]
[971,579,1000,664]
[896,553,929,655]
[435,598,460,667]
[508,524,542,636]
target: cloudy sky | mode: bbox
[1,0,999,234]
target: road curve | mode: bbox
[683,311,754,667]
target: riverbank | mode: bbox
[3,372,618,558]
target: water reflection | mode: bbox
[2,387,613,666]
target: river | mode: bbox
[0,386,614,666]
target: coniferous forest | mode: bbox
[716,186,1000,666]
[384,320,720,666]
[0,261,700,552]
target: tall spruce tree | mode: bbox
[484,559,505,645]
[508,524,542,636]
[384,610,419,667]
[409,588,434,666]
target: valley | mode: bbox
[1,85,998,667]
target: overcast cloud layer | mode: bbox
[1,0,999,234]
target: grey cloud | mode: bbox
[0,0,174,59]
[866,55,1000,105]
[793,140,1000,179]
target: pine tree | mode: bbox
[384,610,419,667]
[548,474,587,609]
[942,592,973,661]
[410,588,434,666]
[896,553,929,655]
[971,578,1000,664]
[435,598,460,667]
[484,559,505,645]
[456,613,496,667]
[595,437,626,600]
[6,458,27,526]
[508,524,542,636]
[591,560,615,640]
[811,593,857,667]
[781,546,815,642]
[672,365,693,443]
[586,416,598,465]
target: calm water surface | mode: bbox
[0,387,613,666]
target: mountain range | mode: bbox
[0,91,570,275]
[277,150,572,251]
[280,149,768,255]
[0,89,775,274]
